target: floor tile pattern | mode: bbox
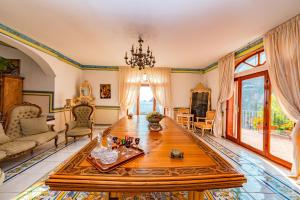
[2,128,300,200]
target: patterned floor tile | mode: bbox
[4,128,300,199]
[249,193,285,200]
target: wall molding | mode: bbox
[202,38,264,74]
[23,90,55,113]
[0,23,81,69]
[23,90,121,113]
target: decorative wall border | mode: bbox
[23,90,122,113]
[0,23,81,69]
[0,22,264,74]
[22,90,55,113]
[82,65,203,73]
[202,38,264,73]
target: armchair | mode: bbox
[65,104,94,144]
[194,110,216,136]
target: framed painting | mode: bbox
[100,84,111,99]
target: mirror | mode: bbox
[79,81,92,97]
[73,80,95,105]
[81,87,89,96]
[190,83,211,121]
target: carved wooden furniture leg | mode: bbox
[65,135,68,145]
[109,192,120,200]
[188,191,204,200]
[54,135,58,147]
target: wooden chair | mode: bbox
[176,108,194,130]
[194,110,215,136]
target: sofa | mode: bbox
[0,103,58,160]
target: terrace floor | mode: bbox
[241,129,293,163]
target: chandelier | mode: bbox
[124,37,156,70]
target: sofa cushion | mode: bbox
[0,124,11,144]
[67,127,91,136]
[0,151,7,161]
[5,105,41,139]
[20,116,48,135]
[16,131,57,145]
[0,141,36,156]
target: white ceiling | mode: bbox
[1,0,300,68]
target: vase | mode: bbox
[147,116,164,131]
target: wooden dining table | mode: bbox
[46,115,246,199]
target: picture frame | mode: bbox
[100,84,111,99]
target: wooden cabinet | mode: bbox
[0,75,24,120]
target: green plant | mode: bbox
[0,56,16,72]
[146,111,163,121]
[253,116,263,130]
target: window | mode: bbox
[139,86,155,115]
[235,51,266,73]
[128,73,163,115]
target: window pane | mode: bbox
[235,63,253,73]
[156,104,163,114]
[241,76,265,151]
[260,51,266,64]
[245,54,258,66]
[128,101,137,115]
[270,94,293,163]
[140,86,154,115]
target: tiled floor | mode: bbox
[0,126,299,200]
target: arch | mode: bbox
[0,33,55,78]
[235,50,266,73]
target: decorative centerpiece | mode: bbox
[170,149,184,159]
[146,112,164,131]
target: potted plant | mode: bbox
[146,112,164,131]
[0,56,17,75]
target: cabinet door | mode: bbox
[3,76,23,114]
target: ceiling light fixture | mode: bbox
[124,37,155,70]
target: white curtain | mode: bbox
[118,67,143,118]
[146,67,172,116]
[264,15,300,177]
[213,53,235,137]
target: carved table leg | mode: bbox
[188,191,204,200]
[109,192,120,200]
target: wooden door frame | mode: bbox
[226,70,292,169]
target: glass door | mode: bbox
[268,93,293,167]
[239,75,266,153]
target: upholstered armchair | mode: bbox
[65,104,94,144]
[194,110,216,136]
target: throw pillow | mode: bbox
[20,116,49,135]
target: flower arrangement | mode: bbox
[146,112,164,124]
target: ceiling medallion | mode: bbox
[124,37,156,70]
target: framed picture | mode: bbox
[100,84,111,99]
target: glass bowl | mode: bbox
[96,149,119,164]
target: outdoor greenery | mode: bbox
[252,94,294,134]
